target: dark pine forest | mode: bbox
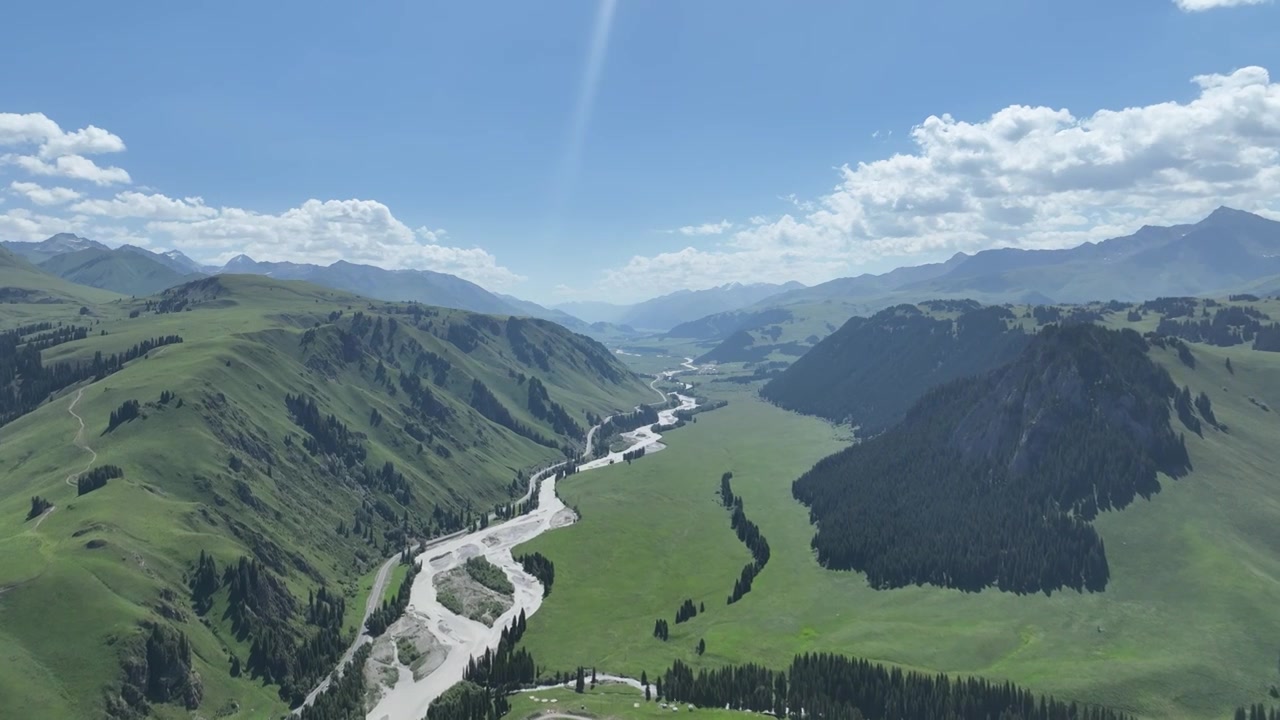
[792,324,1191,595]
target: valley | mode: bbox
[5,212,1280,720]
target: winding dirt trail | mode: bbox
[63,387,97,489]
[31,387,97,531]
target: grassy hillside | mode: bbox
[0,274,650,719]
[38,247,198,296]
[516,302,1280,719]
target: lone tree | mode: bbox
[575,666,585,694]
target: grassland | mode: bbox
[0,274,652,719]
[507,682,748,720]
[517,341,1280,719]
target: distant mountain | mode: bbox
[554,300,629,325]
[38,247,199,296]
[2,233,108,265]
[217,255,516,314]
[114,244,212,277]
[785,206,1280,307]
[557,281,804,332]
[214,255,621,337]
[496,293,593,331]
[761,301,1030,434]
[689,207,1280,362]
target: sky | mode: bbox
[2,0,1279,305]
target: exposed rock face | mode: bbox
[111,622,202,718]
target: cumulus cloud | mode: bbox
[9,181,82,206]
[672,219,733,236]
[0,112,523,289]
[1174,0,1269,11]
[8,153,131,185]
[0,112,130,185]
[599,66,1280,298]
[146,198,523,288]
[71,191,216,220]
[0,208,83,241]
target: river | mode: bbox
[367,365,698,720]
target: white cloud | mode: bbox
[146,198,523,288]
[0,208,83,241]
[0,112,129,185]
[9,181,82,206]
[672,219,733,236]
[8,153,131,185]
[1174,0,1269,10]
[0,112,523,289]
[0,112,125,155]
[600,66,1280,298]
[39,125,126,158]
[71,191,216,220]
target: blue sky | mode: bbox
[2,0,1279,303]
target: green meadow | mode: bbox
[518,344,1280,719]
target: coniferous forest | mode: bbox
[516,552,555,596]
[762,304,1028,434]
[659,653,1134,720]
[793,324,1190,594]
[0,323,182,425]
[77,464,123,495]
[720,471,771,604]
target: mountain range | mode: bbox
[556,281,805,332]
[7,208,1280,348]
[685,207,1280,361]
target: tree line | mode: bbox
[792,324,1191,595]
[463,611,535,691]
[1156,305,1271,347]
[77,464,122,495]
[107,399,140,431]
[658,652,1135,720]
[366,555,421,636]
[721,471,771,605]
[284,392,368,468]
[0,328,181,425]
[297,644,372,720]
[470,378,555,447]
[191,554,347,706]
[516,552,555,596]
[591,405,660,456]
[527,376,582,438]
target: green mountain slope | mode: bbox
[0,274,650,719]
[0,246,121,306]
[38,247,199,296]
